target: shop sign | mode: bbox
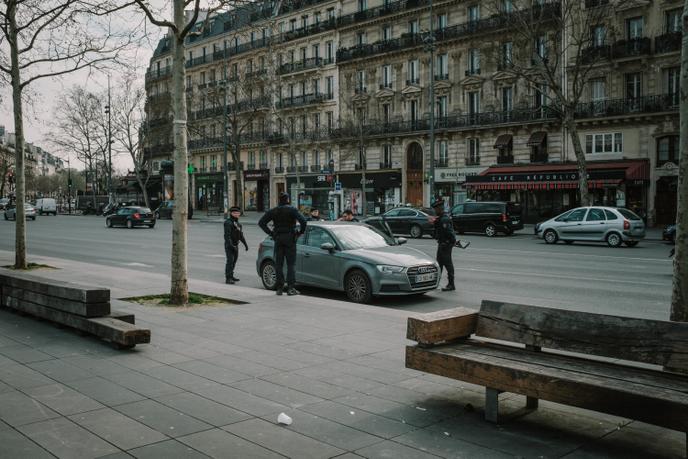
[467,169,625,184]
[435,167,487,183]
[244,169,270,180]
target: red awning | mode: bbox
[476,159,650,180]
[466,179,622,190]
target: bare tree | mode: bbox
[112,76,151,209]
[670,4,688,322]
[0,0,140,269]
[0,144,13,197]
[484,0,622,206]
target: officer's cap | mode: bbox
[229,206,241,212]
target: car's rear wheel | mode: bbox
[409,224,423,239]
[484,223,497,237]
[261,260,277,290]
[345,269,372,303]
[606,232,622,248]
[624,241,639,247]
[106,218,113,228]
[126,220,133,229]
[148,223,155,229]
[543,229,558,244]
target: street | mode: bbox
[0,214,673,319]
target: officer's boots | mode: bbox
[442,276,456,292]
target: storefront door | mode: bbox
[406,142,423,206]
[655,176,677,224]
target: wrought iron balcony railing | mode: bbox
[574,94,679,118]
[655,32,681,54]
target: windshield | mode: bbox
[330,225,395,250]
[617,208,641,220]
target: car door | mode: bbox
[557,208,588,239]
[299,227,340,288]
[382,209,402,233]
[113,208,129,226]
[396,209,417,234]
[462,203,480,232]
[580,208,607,241]
[450,204,465,231]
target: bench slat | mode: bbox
[477,300,688,370]
[407,307,478,345]
[3,286,110,317]
[0,271,109,303]
[406,343,688,432]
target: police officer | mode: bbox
[258,193,307,296]
[224,206,248,284]
[430,197,456,291]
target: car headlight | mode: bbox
[376,265,406,274]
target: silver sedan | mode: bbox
[4,203,37,221]
[256,221,440,303]
[536,206,645,247]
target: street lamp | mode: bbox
[423,0,436,204]
[104,75,113,204]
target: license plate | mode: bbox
[415,273,437,283]
[512,220,520,224]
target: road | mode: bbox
[0,214,674,319]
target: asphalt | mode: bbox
[0,250,683,458]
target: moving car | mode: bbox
[154,200,193,219]
[0,198,9,210]
[4,203,37,220]
[105,206,155,228]
[35,198,57,216]
[450,201,523,236]
[376,207,435,238]
[256,221,440,303]
[535,206,645,247]
[663,224,676,244]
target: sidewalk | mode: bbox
[0,250,682,458]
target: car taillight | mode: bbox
[623,220,630,230]
[133,213,141,219]
[501,213,508,222]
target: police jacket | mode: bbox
[259,204,307,236]
[434,214,456,245]
[224,217,248,249]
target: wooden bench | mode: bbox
[406,300,688,455]
[0,270,150,349]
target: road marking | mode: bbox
[456,266,666,286]
[123,262,155,268]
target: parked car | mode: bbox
[374,207,435,238]
[154,200,193,219]
[105,206,155,228]
[4,203,37,220]
[535,207,645,247]
[663,224,676,244]
[450,201,523,237]
[256,221,440,303]
[35,198,57,216]
[0,198,9,210]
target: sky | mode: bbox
[0,1,172,171]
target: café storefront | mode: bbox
[243,169,270,211]
[339,171,402,216]
[194,172,223,211]
[287,174,334,215]
[465,160,650,223]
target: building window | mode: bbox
[436,53,448,79]
[210,155,217,171]
[327,8,335,21]
[278,153,283,168]
[326,41,334,62]
[591,25,607,46]
[357,0,367,12]
[408,19,420,34]
[301,15,308,29]
[312,43,320,60]
[289,18,296,32]
[382,103,391,123]
[259,150,267,167]
[436,95,448,118]
[467,138,480,165]
[468,91,480,114]
[625,73,642,103]
[437,13,448,30]
[500,42,513,69]
[438,141,448,167]
[326,111,334,131]
[502,86,513,112]
[665,67,680,105]
[501,0,513,13]
[657,135,680,166]
[356,70,366,92]
[381,64,392,88]
[408,59,419,84]
[590,79,606,113]
[409,99,419,122]
[248,151,256,169]
[356,31,366,46]
[585,132,622,154]
[326,76,334,97]
[382,144,392,167]
[468,5,480,22]
[200,156,206,171]
[313,150,321,166]
[467,49,480,75]
[666,9,682,33]
[535,35,547,60]
[627,16,644,40]
[358,147,366,168]
[382,24,392,41]
[313,78,320,95]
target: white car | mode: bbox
[4,203,37,220]
[535,207,645,247]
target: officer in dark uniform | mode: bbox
[259,193,307,295]
[431,197,456,291]
[224,206,248,284]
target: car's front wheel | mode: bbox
[543,229,558,244]
[409,224,423,239]
[261,260,277,290]
[106,218,113,228]
[484,223,497,237]
[126,220,133,229]
[606,232,622,248]
[345,269,372,303]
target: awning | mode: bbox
[527,131,547,146]
[493,134,513,149]
[467,179,622,190]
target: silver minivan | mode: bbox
[536,207,645,247]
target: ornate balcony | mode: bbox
[574,94,678,119]
[278,57,325,75]
[655,32,681,54]
[280,17,337,43]
[277,93,326,109]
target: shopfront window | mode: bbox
[657,135,679,166]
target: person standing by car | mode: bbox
[258,193,307,296]
[430,197,457,292]
[338,209,359,222]
[224,206,248,284]
[307,208,323,221]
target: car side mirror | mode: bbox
[397,237,407,245]
[320,242,335,253]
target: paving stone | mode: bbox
[354,440,443,459]
[190,381,289,417]
[113,399,213,438]
[0,390,60,426]
[139,365,213,390]
[0,427,54,459]
[62,356,129,377]
[65,377,147,406]
[177,428,285,459]
[394,427,512,458]
[229,378,324,408]
[154,392,252,427]
[258,372,353,400]
[0,353,19,366]
[0,344,55,364]
[299,400,415,439]
[230,350,315,371]
[128,439,211,459]
[96,452,133,459]
[106,354,165,372]
[223,418,344,459]
[333,393,452,428]
[0,363,57,389]
[259,409,382,451]
[329,454,365,459]
[102,371,185,399]
[171,360,252,385]
[19,417,119,459]
[24,383,104,416]
[201,354,280,377]
[69,408,168,450]
[28,359,95,383]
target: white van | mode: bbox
[35,198,57,216]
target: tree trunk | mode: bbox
[9,1,27,269]
[169,0,189,305]
[134,170,150,209]
[565,116,590,207]
[670,5,688,322]
[233,141,244,211]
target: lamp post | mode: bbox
[423,0,436,204]
[67,156,72,214]
[222,47,229,219]
[104,75,113,204]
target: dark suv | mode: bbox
[450,201,523,237]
